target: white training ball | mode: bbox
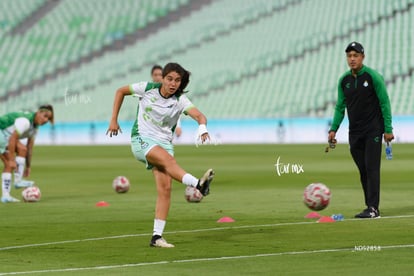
[184,186,203,203]
[22,186,41,202]
[112,176,130,193]
[303,183,331,211]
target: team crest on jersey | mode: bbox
[345,83,350,89]
[363,80,369,87]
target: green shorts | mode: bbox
[131,135,174,170]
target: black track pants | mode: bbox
[349,132,383,209]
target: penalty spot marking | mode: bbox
[0,244,413,275]
[0,214,413,252]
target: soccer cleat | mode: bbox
[354,207,380,218]
[150,235,175,248]
[1,196,20,203]
[197,169,214,196]
[14,180,35,189]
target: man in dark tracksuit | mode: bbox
[328,42,394,218]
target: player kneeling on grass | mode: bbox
[107,62,214,248]
[0,105,54,203]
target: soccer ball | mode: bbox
[22,186,41,202]
[112,176,130,193]
[303,183,331,211]
[184,186,203,203]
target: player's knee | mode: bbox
[158,184,172,198]
[1,155,9,168]
[164,185,172,195]
[3,162,12,171]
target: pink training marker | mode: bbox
[217,216,235,223]
[317,216,336,223]
[305,212,321,219]
[96,201,110,207]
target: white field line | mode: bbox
[0,214,413,252]
[1,244,414,275]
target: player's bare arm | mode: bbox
[107,85,131,137]
[25,137,35,177]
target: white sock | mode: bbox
[153,219,166,237]
[182,173,199,187]
[2,172,12,198]
[14,156,26,183]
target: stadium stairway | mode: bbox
[8,0,61,36]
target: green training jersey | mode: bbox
[0,111,37,139]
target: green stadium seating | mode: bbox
[0,0,189,100]
[0,0,45,35]
[1,0,414,120]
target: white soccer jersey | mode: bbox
[129,82,194,142]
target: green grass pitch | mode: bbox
[0,144,413,275]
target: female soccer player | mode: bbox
[150,64,163,82]
[107,62,214,248]
[1,105,54,203]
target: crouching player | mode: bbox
[0,105,54,203]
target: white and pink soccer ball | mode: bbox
[22,186,41,202]
[184,186,203,203]
[112,176,130,193]
[303,183,331,211]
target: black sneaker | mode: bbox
[354,207,380,218]
[197,169,214,196]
